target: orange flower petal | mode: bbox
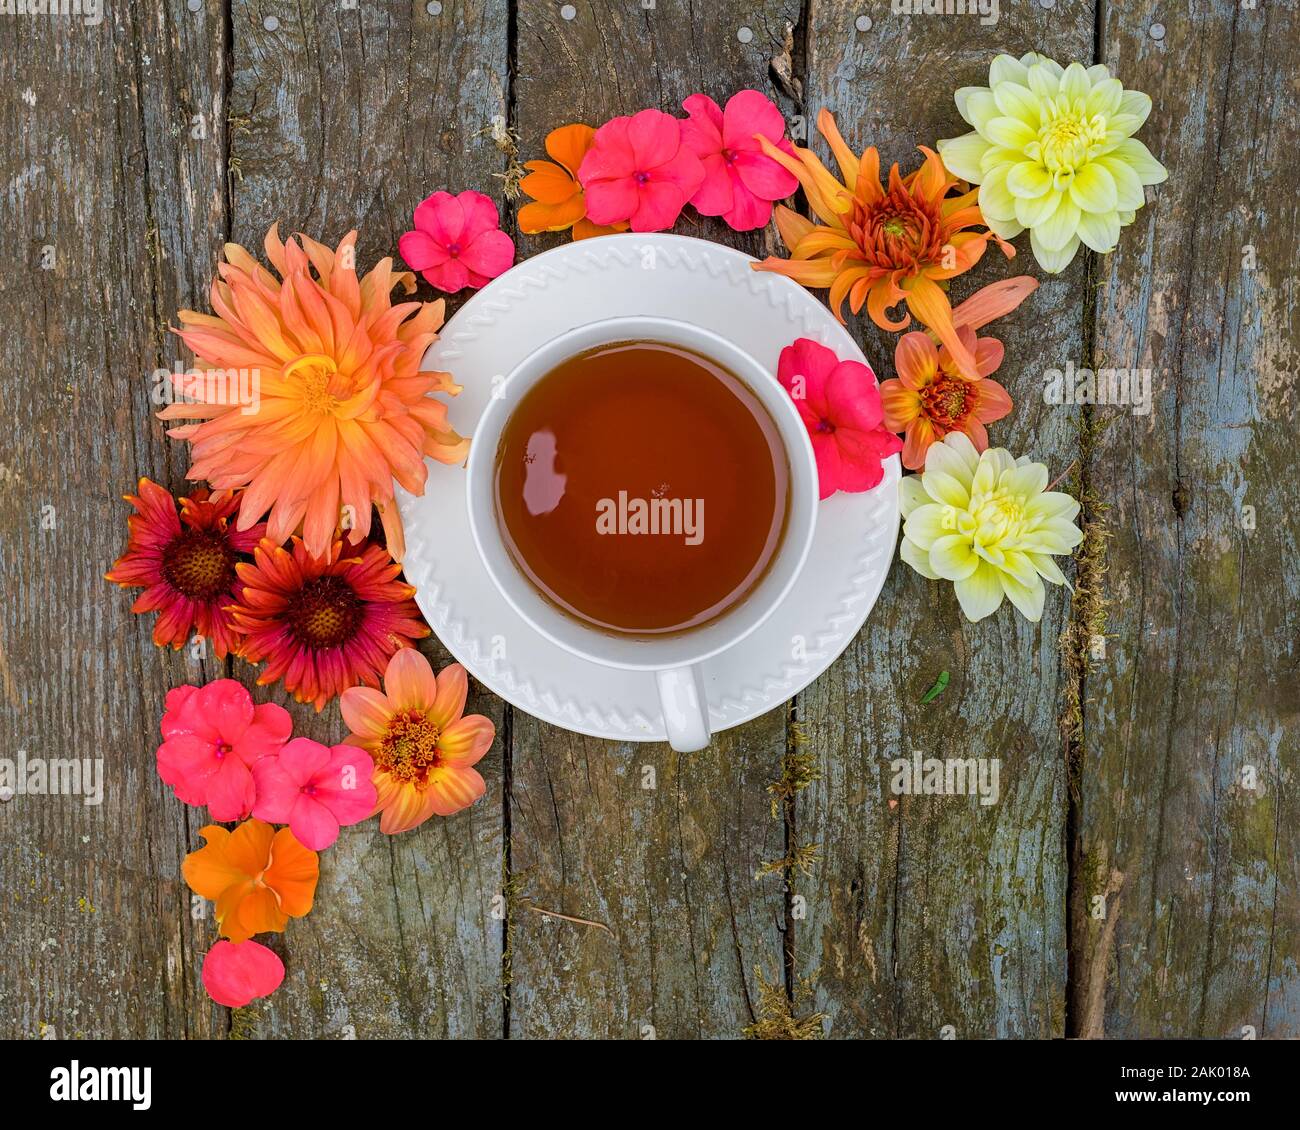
[519,161,580,207]
[182,826,243,901]
[265,827,319,918]
[383,647,438,711]
[904,275,977,380]
[437,714,495,766]
[377,781,435,834]
[340,685,394,742]
[571,217,629,240]
[429,663,469,731]
[518,195,588,234]
[231,885,288,940]
[902,417,939,471]
[544,122,597,177]
[426,766,486,817]
[879,379,922,432]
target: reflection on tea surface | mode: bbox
[494,341,789,635]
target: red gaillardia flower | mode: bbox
[106,478,265,658]
[230,537,429,711]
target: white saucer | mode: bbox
[396,233,900,742]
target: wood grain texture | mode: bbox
[0,2,229,1038]
[1075,0,1300,1039]
[1,0,1295,1041]
[506,0,800,1038]
[222,0,510,1038]
[793,0,1096,1038]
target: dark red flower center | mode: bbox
[162,530,237,602]
[446,242,462,257]
[922,375,973,426]
[722,148,737,165]
[634,171,651,186]
[817,418,836,434]
[375,708,441,787]
[285,574,364,650]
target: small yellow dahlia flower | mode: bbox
[899,432,1082,622]
[937,53,1167,274]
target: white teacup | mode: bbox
[466,316,818,752]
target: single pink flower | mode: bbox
[156,680,291,820]
[399,190,515,293]
[577,108,706,232]
[201,939,285,1007]
[251,737,378,850]
[680,90,799,231]
[777,338,903,499]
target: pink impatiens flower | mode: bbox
[201,940,285,1008]
[680,90,799,231]
[777,338,903,499]
[251,737,378,851]
[156,680,291,821]
[399,190,515,293]
[578,108,706,232]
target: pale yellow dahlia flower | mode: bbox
[937,53,1167,274]
[899,432,1082,622]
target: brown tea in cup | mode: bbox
[493,341,789,635]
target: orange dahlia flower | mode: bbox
[753,109,1012,380]
[340,649,494,834]
[518,123,630,241]
[162,225,469,564]
[880,327,1013,470]
[182,819,319,943]
[230,536,429,711]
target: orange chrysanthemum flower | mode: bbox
[105,478,264,658]
[753,109,1013,379]
[230,536,430,711]
[340,649,494,834]
[182,819,319,943]
[518,124,630,241]
[161,225,469,563]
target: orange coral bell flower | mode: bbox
[754,110,1013,380]
[518,124,629,240]
[183,819,319,942]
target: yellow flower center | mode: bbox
[1029,101,1108,182]
[284,354,346,415]
[970,485,1028,546]
[375,709,442,787]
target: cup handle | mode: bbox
[655,665,711,752]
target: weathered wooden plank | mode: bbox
[0,3,229,1037]
[795,0,1095,1037]
[1075,0,1300,1039]
[221,0,510,1038]
[506,0,800,1038]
